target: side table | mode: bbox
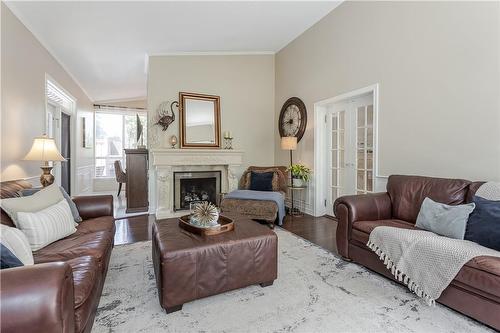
[287,185,306,217]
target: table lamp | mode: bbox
[23,135,66,187]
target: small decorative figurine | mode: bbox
[169,135,178,148]
[190,202,220,228]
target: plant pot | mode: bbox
[292,178,304,187]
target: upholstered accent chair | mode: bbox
[220,166,287,228]
[114,160,127,196]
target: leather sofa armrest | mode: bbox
[0,262,75,333]
[334,192,392,259]
[72,195,114,220]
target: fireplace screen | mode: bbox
[173,171,221,211]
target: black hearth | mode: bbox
[173,171,221,211]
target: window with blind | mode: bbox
[94,106,147,178]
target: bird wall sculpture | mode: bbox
[155,101,177,131]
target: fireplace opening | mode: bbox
[173,171,221,211]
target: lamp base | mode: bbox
[40,166,55,187]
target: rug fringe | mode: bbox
[366,240,436,306]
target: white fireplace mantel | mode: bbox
[150,149,244,219]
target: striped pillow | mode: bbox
[16,199,77,251]
[0,224,34,265]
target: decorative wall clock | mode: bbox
[278,97,307,142]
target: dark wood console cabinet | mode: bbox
[125,149,149,213]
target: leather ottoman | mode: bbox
[152,217,278,313]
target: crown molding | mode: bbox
[148,51,276,57]
[95,96,147,104]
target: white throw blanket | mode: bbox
[367,226,500,305]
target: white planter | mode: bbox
[292,178,304,187]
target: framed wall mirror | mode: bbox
[179,92,221,149]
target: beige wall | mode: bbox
[1,4,95,192]
[275,1,500,193]
[148,55,276,172]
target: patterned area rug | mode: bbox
[93,228,491,332]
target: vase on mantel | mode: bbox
[163,135,172,149]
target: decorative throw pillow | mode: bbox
[1,244,23,269]
[465,196,500,251]
[0,224,34,266]
[415,197,475,239]
[16,199,77,251]
[18,186,82,223]
[249,171,274,191]
[0,183,64,226]
[475,181,500,201]
[244,169,284,192]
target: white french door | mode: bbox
[325,93,375,216]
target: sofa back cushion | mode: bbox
[387,175,471,223]
[0,180,32,226]
[1,184,64,227]
[466,181,486,203]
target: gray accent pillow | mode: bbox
[415,197,475,239]
[17,187,82,223]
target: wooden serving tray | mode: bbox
[178,215,234,236]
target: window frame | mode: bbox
[94,106,147,179]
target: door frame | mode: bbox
[45,74,77,194]
[313,83,380,216]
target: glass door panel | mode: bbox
[355,103,374,194]
[324,92,375,217]
[329,110,346,205]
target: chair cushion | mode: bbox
[387,175,471,223]
[66,256,99,309]
[221,198,278,222]
[455,256,500,300]
[33,231,112,265]
[74,216,115,236]
[351,219,415,245]
[352,219,415,234]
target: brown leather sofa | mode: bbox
[334,175,500,330]
[0,180,115,333]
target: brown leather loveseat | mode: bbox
[0,180,115,333]
[334,175,500,330]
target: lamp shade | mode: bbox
[281,136,297,150]
[23,135,66,162]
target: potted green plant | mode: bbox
[287,164,312,187]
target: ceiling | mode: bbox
[6,1,341,102]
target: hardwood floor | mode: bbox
[114,213,338,255]
[114,214,154,245]
[281,214,338,254]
